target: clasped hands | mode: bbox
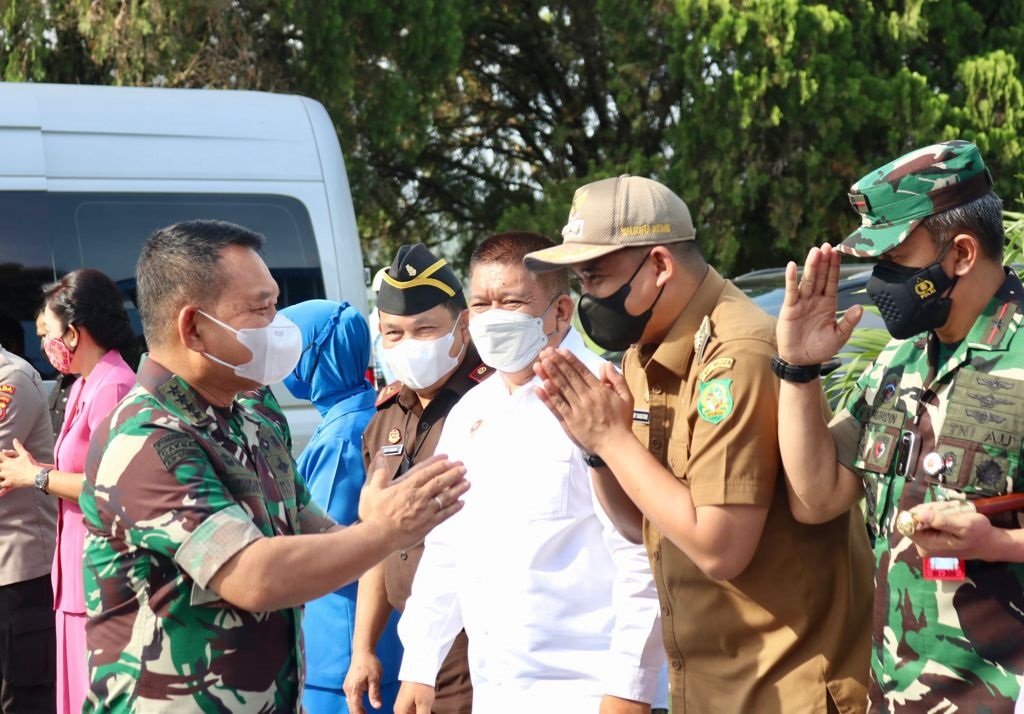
[533,347,634,459]
[0,439,44,496]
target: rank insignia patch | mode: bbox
[693,316,711,364]
[697,378,733,424]
[698,357,734,383]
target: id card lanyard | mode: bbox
[903,335,966,581]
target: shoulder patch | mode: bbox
[153,431,206,471]
[0,393,9,421]
[376,382,402,408]
[983,301,1017,346]
[0,383,15,395]
[697,378,734,424]
[698,357,734,383]
[468,363,494,383]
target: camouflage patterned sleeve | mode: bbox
[294,473,336,535]
[90,427,265,589]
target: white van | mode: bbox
[0,82,368,451]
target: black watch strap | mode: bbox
[583,452,607,468]
[770,356,822,383]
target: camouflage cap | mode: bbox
[838,140,993,258]
[376,243,466,316]
[523,175,695,271]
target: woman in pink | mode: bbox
[0,269,137,713]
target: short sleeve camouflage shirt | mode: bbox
[80,358,334,713]
[830,269,1024,712]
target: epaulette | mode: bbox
[693,315,712,364]
[375,381,402,408]
[468,363,495,383]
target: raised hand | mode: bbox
[358,453,469,551]
[776,243,863,366]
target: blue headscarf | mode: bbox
[280,299,376,519]
[282,300,374,415]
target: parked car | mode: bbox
[732,264,886,331]
[0,82,367,452]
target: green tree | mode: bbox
[3,0,1023,274]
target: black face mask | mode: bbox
[578,251,665,352]
[866,245,958,340]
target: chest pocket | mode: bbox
[933,368,1024,496]
[852,416,905,533]
[852,418,902,475]
[666,436,689,485]
[510,433,572,521]
[219,456,274,534]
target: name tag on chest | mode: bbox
[633,410,650,424]
[381,444,404,457]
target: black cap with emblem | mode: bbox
[376,243,466,316]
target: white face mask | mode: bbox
[469,299,556,374]
[199,310,303,386]
[381,319,464,390]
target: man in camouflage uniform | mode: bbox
[80,219,469,713]
[776,140,1024,711]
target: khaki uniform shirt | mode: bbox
[362,344,490,713]
[623,267,873,713]
[0,347,56,586]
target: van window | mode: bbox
[0,192,324,378]
[0,192,55,375]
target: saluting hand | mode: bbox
[777,243,862,366]
[358,453,469,551]
[534,347,633,458]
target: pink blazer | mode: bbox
[52,350,135,613]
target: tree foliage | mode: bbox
[2,0,1022,273]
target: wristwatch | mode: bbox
[583,452,607,468]
[770,356,822,383]
[34,467,52,494]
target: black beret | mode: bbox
[376,243,466,316]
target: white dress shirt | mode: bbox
[398,328,666,711]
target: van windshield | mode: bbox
[0,192,324,378]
